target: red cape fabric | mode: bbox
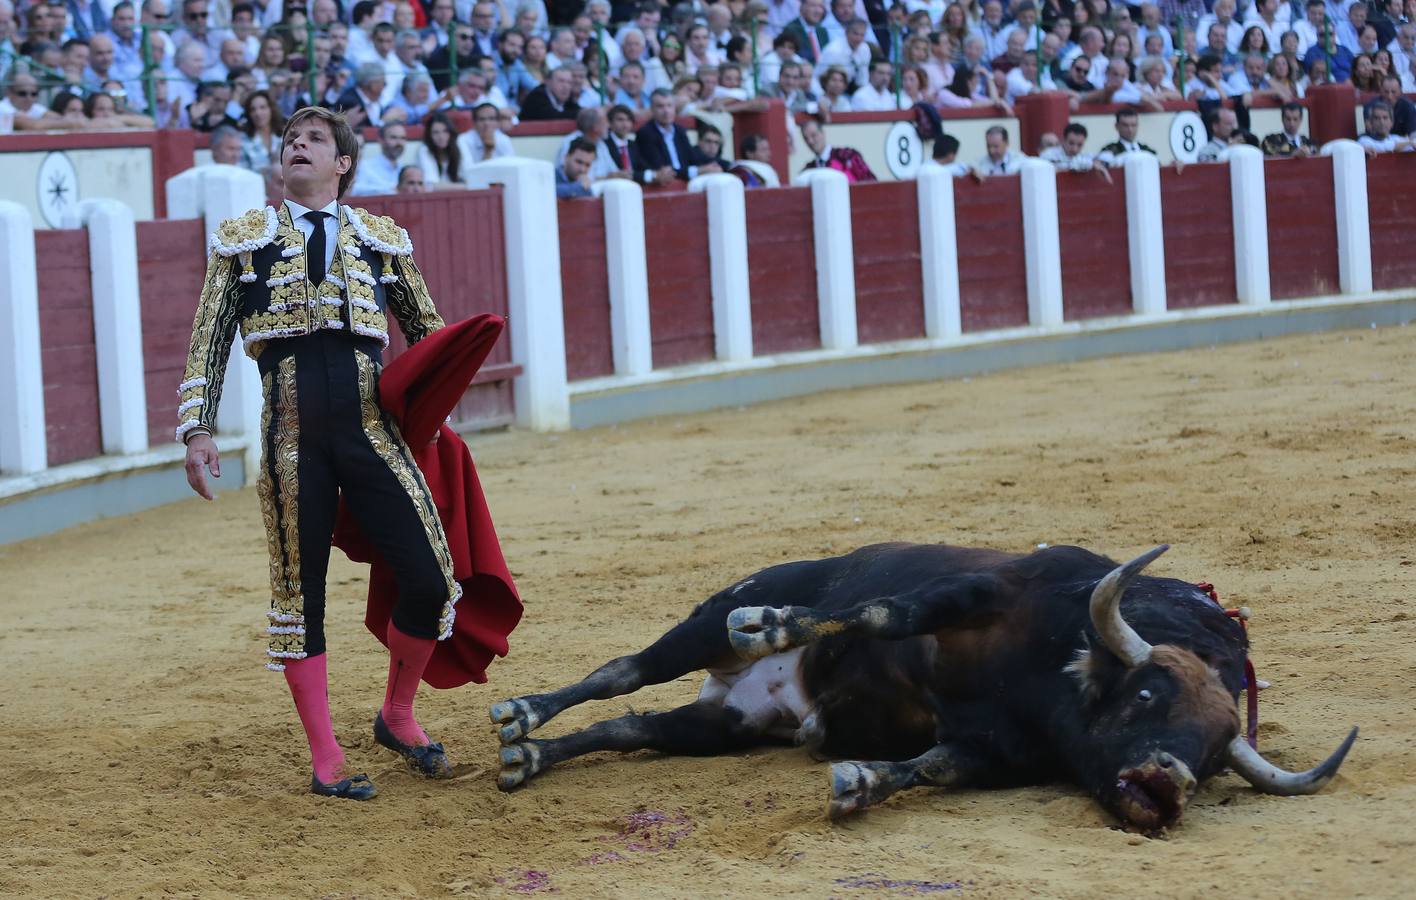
[332,315,522,688]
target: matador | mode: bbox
[177,106,458,799]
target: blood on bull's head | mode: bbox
[1066,546,1357,832]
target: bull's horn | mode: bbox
[1088,545,1167,668]
[1226,727,1358,795]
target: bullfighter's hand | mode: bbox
[185,433,221,501]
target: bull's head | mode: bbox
[1069,545,1357,832]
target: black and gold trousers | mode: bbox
[257,331,460,670]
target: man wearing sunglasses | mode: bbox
[173,0,229,60]
[2,70,98,130]
[425,23,478,90]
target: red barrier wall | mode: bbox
[1058,171,1132,320]
[851,181,926,343]
[1264,157,1340,300]
[557,198,615,380]
[1160,165,1237,309]
[35,230,101,467]
[1366,154,1416,291]
[745,187,820,355]
[358,189,517,427]
[643,192,715,367]
[953,176,1030,331]
[137,219,207,446]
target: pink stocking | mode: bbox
[381,624,437,746]
[283,654,345,784]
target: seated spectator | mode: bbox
[603,104,639,178]
[397,164,426,193]
[555,107,621,181]
[567,60,601,110]
[635,87,721,185]
[799,117,877,182]
[425,27,479,91]
[816,18,872,89]
[1187,54,1232,101]
[1359,100,1416,153]
[937,64,1009,112]
[390,72,434,123]
[519,66,579,120]
[1351,54,1383,93]
[1005,53,1053,104]
[712,64,752,106]
[1079,57,1143,105]
[614,60,651,109]
[1040,122,1105,171]
[457,102,514,176]
[82,88,153,128]
[1368,74,1416,139]
[695,124,731,171]
[973,124,1026,175]
[991,29,1029,77]
[1267,54,1305,101]
[853,59,905,111]
[208,123,244,165]
[768,61,821,113]
[1134,56,1182,106]
[1303,32,1355,83]
[818,66,853,114]
[238,89,282,171]
[730,133,780,188]
[757,32,804,91]
[1227,53,1280,99]
[495,28,539,108]
[1097,107,1158,166]
[437,68,506,112]
[352,121,407,196]
[927,134,971,177]
[1261,101,1317,157]
[188,81,239,132]
[416,110,463,186]
[1198,107,1246,162]
[556,136,597,198]
[334,62,387,127]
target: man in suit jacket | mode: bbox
[425,23,482,91]
[634,88,722,185]
[332,62,388,127]
[779,0,831,65]
[519,67,580,121]
[604,104,641,178]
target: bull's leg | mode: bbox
[726,573,1002,660]
[827,742,993,819]
[491,600,741,744]
[497,701,772,790]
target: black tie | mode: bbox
[303,210,328,287]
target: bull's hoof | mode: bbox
[828,761,877,819]
[726,606,793,660]
[490,697,542,744]
[497,742,544,792]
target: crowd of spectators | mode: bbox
[2,0,1413,191]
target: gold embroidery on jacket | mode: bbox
[175,250,240,441]
[264,356,307,666]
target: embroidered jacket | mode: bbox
[175,204,444,443]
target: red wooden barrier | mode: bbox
[953,176,1029,331]
[1057,170,1132,320]
[557,198,615,380]
[1264,157,1340,300]
[1160,165,1237,308]
[136,219,207,446]
[643,192,715,367]
[35,230,101,467]
[1366,154,1416,291]
[851,180,925,343]
[745,187,820,355]
[358,189,517,427]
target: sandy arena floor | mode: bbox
[3,325,1415,898]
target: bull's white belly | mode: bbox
[699,648,810,732]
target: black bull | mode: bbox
[490,543,1356,830]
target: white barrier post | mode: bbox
[1123,152,1167,315]
[1321,140,1373,295]
[0,202,47,475]
[1019,159,1064,327]
[165,166,267,481]
[1229,145,1271,306]
[62,199,149,455]
[598,180,654,376]
[793,168,857,350]
[689,173,753,362]
[916,166,961,339]
[465,158,570,431]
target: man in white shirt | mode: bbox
[973,125,1026,176]
[851,59,905,110]
[1291,0,1328,57]
[928,134,972,176]
[1198,107,1244,162]
[352,121,407,196]
[1079,57,1142,105]
[977,0,1009,63]
[1006,52,1054,102]
[1358,101,1416,154]
[389,29,428,105]
[1243,0,1291,52]
[457,102,515,176]
[1077,26,1109,89]
[1000,2,1043,52]
[1040,122,1105,171]
[1388,23,1414,79]
[1135,4,1175,58]
[1196,0,1244,55]
[554,106,622,181]
[822,0,876,48]
[1333,1,1366,55]
[1225,53,1272,97]
[1187,53,1232,101]
[815,18,871,89]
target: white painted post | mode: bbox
[62,199,149,455]
[464,158,570,431]
[1019,158,1063,327]
[1321,140,1373,295]
[1123,152,1167,315]
[689,173,753,362]
[915,166,961,339]
[1228,145,1271,306]
[0,202,47,475]
[598,180,654,376]
[793,168,857,350]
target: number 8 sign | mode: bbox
[885,121,923,179]
[1169,111,1205,164]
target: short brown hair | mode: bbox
[282,106,360,198]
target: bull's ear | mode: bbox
[1064,635,1121,703]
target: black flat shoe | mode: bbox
[310,773,377,800]
[374,712,453,778]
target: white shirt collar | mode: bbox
[285,198,339,220]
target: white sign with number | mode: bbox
[885,121,923,180]
[1169,111,1206,164]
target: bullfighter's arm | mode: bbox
[176,249,241,443]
